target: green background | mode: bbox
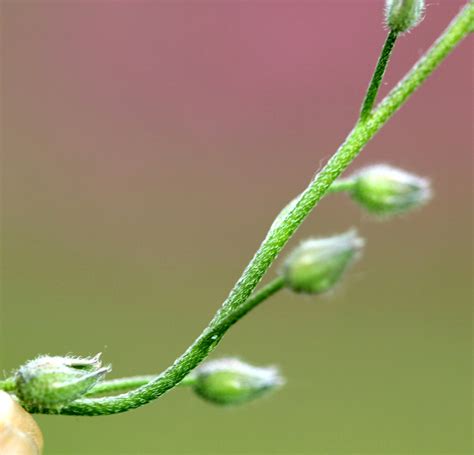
[1,1,472,454]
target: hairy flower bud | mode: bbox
[15,354,110,411]
[0,391,43,454]
[190,358,283,406]
[282,230,364,295]
[350,164,431,216]
[385,0,425,34]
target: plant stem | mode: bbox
[24,277,286,414]
[327,179,356,193]
[0,176,349,403]
[28,2,473,416]
[360,30,398,121]
[86,375,196,397]
[5,277,285,400]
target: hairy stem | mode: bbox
[84,273,282,400]
[360,30,398,121]
[24,277,286,414]
[0,178,350,400]
[86,375,196,397]
[27,2,473,416]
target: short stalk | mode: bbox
[327,179,356,194]
[360,30,398,121]
[86,375,196,397]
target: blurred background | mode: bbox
[1,1,472,454]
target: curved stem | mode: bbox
[86,375,196,397]
[27,2,474,416]
[25,277,286,414]
[360,30,398,121]
[0,179,349,401]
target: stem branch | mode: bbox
[327,179,356,193]
[360,30,398,121]
[86,375,195,397]
[25,277,286,414]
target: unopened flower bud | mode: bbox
[190,358,283,406]
[0,391,43,454]
[15,354,110,411]
[350,164,431,216]
[282,230,364,294]
[385,0,425,34]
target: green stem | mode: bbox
[25,277,286,414]
[27,2,473,416]
[327,179,356,193]
[2,176,353,401]
[360,30,398,121]
[4,277,285,400]
[86,375,196,397]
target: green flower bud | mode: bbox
[282,230,364,294]
[190,358,283,406]
[385,0,425,34]
[350,164,431,216]
[15,354,110,411]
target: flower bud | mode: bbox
[15,354,110,411]
[282,230,364,294]
[0,391,43,454]
[350,164,431,216]
[385,0,425,34]
[190,358,283,406]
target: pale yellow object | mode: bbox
[0,391,43,455]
